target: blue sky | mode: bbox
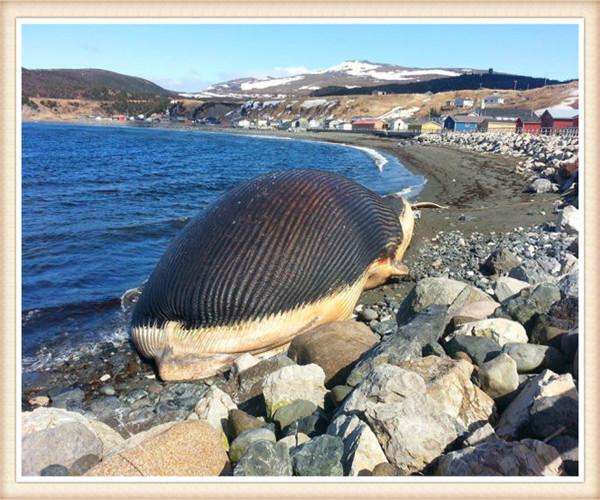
[22,23,579,91]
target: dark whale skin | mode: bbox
[131,169,403,331]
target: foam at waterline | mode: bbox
[343,144,389,172]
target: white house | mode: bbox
[257,119,270,129]
[340,122,353,131]
[237,119,252,129]
[483,94,505,106]
[454,97,474,108]
[308,118,324,129]
[391,118,409,131]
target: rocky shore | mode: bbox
[21,132,580,478]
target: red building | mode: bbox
[540,109,579,130]
[351,118,388,131]
[516,115,541,134]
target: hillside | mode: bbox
[188,60,485,98]
[313,72,567,97]
[22,68,173,99]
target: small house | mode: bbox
[308,118,324,129]
[540,109,579,130]
[516,114,541,134]
[112,114,126,122]
[237,119,252,129]
[420,120,443,134]
[454,97,474,108]
[444,115,487,132]
[352,118,387,131]
[483,94,505,106]
[484,119,517,133]
[391,118,409,131]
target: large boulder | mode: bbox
[287,321,378,387]
[397,356,494,429]
[493,277,530,303]
[410,278,493,314]
[434,438,562,476]
[496,282,561,327]
[453,318,528,346]
[346,306,447,386]
[229,427,276,463]
[478,353,519,399]
[502,343,565,373]
[291,435,344,476]
[327,414,388,476]
[508,260,552,285]
[233,440,292,476]
[85,421,230,476]
[444,335,502,366]
[262,364,327,417]
[339,364,463,475]
[558,205,580,234]
[496,370,578,440]
[22,408,124,476]
[194,386,237,440]
[481,248,521,277]
[232,354,296,415]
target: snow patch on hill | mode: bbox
[241,75,305,90]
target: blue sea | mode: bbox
[21,122,424,371]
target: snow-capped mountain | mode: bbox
[188,60,481,98]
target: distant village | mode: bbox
[94,92,579,137]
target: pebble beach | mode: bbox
[21,129,580,478]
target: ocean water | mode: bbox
[21,122,424,371]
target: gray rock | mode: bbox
[122,388,148,405]
[409,278,492,314]
[262,364,327,417]
[229,427,276,463]
[292,435,344,476]
[508,260,551,285]
[339,364,465,475]
[123,405,157,435]
[481,248,521,276]
[346,306,446,387]
[502,343,565,373]
[194,386,237,438]
[99,385,116,396]
[558,205,580,234]
[329,385,353,406]
[497,282,561,326]
[453,318,527,346]
[22,409,104,476]
[529,178,553,193]
[235,354,296,415]
[558,272,578,299]
[327,414,388,476]
[493,277,530,302]
[496,370,577,440]
[50,388,85,410]
[478,353,519,399]
[233,440,292,476]
[434,438,562,476]
[547,435,578,476]
[445,335,502,366]
[358,308,379,322]
[273,400,317,430]
[40,464,70,476]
